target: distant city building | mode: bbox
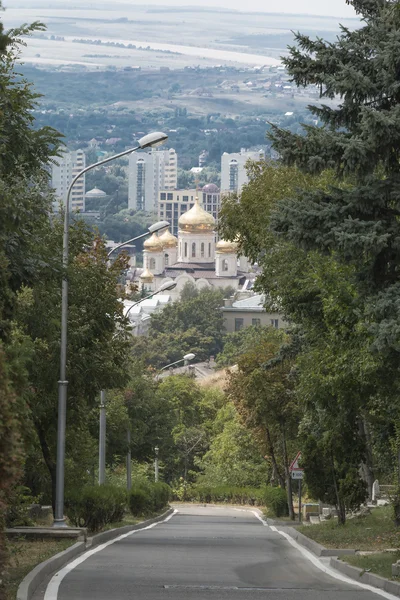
[221,293,287,333]
[158,184,221,236]
[128,148,177,213]
[221,148,265,194]
[158,189,197,236]
[199,150,208,167]
[51,149,86,212]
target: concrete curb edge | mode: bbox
[16,507,174,600]
[279,526,356,557]
[330,557,400,598]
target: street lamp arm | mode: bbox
[66,145,141,206]
[107,231,151,258]
[160,358,186,371]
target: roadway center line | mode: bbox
[43,509,179,600]
[251,511,398,600]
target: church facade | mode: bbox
[138,198,249,299]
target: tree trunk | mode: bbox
[281,423,294,520]
[330,451,346,525]
[358,417,375,501]
[35,422,56,516]
[266,427,285,488]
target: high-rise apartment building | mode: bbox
[128,148,177,213]
[51,149,86,212]
[158,184,221,237]
[221,149,265,194]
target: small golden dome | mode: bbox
[216,239,238,254]
[159,228,178,249]
[140,268,154,282]
[178,197,215,233]
[143,233,163,253]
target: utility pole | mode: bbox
[98,390,106,485]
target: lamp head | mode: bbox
[158,281,177,293]
[183,353,195,362]
[148,220,170,234]
[138,132,168,149]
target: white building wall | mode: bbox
[178,230,216,264]
[215,252,237,277]
[221,149,265,193]
[51,149,86,212]
[128,148,178,212]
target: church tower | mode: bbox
[215,239,238,277]
[143,233,164,275]
[159,228,178,267]
[178,197,216,263]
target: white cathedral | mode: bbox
[136,197,251,299]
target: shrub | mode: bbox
[129,486,150,517]
[129,481,171,516]
[260,486,288,517]
[65,484,127,532]
[5,486,37,527]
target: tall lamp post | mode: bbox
[53,132,169,527]
[160,353,196,372]
[154,447,159,482]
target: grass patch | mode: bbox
[343,552,400,580]
[99,514,140,531]
[4,538,75,600]
[298,506,400,551]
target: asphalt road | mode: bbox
[51,505,386,600]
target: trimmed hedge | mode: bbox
[183,485,288,517]
[65,484,127,532]
[129,481,171,517]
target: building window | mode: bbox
[270,319,279,328]
[201,242,205,258]
[192,242,196,258]
[235,318,244,331]
[181,204,187,212]
[150,258,156,270]
[165,253,169,266]
[209,242,211,257]
[184,242,188,257]
[166,203,172,210]
[160,193,166,200]
[179,241,182,256]
[222,259,228,272]
[183,196,189,201]
[167,193,173,200]
[252,318,261,327]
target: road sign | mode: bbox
[289,451,302,472]
[291,470,304,480]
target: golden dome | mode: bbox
[140,268,154,282]
[143,233,163,253]
[178,197,215,233]
[159,228,178,249]
[216,239,238,254]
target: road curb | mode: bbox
[16,507,174,600]
[279,526,356,557]
[330,557,400,598]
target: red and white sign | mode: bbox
[289,451,302,472]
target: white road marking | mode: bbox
[253,513,398,600]
[43,510,178,600]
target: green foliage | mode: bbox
[65,485,127,532]
[261,486,288,518]
[131,286,227,368]
[216,325,273,368]
[128,481,171,516]
[5,486,36,528]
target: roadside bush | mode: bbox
[5,486,37,527]
[129,481,171,516]
[260,486,288,517]
[129,486,150,517]
[65,484,127,532]
[182,484,288,516]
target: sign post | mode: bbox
[289,451,303,522]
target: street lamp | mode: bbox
[160,353,196,371]
[125,281,177,318]
[54,132,168,527]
